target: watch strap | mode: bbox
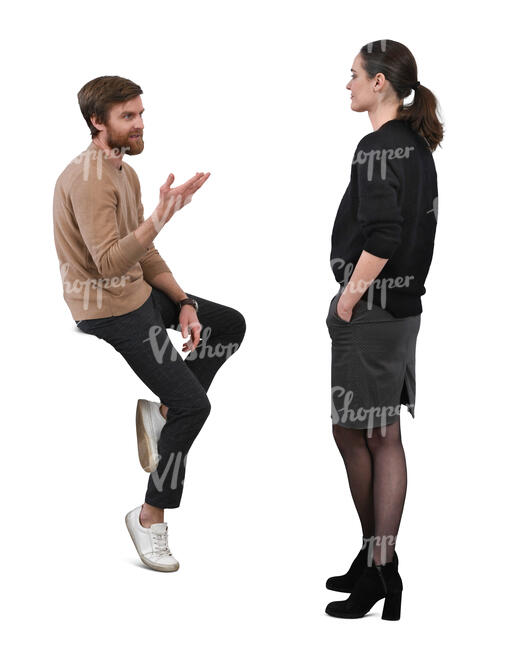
[178,298,198,312]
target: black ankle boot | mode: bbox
[326,547,399,593]
[325,558,403,620]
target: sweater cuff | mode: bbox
[363,235,400,259]
[119,231,149,267]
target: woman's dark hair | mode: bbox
[359,40,444,151]
[77,75,143,138]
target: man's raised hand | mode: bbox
[151,171,210,233]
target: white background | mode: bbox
[2,0,509,647]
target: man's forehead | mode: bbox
[114,98,144,114]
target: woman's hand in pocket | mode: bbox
[336,294,354,323]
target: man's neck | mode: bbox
[92,137,123,170]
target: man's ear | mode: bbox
[90,114,104,131]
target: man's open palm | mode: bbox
[154,172,210,230]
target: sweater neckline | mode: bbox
[376,117,431,150]
[376,118,403,131]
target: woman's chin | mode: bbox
[350,102,366,113]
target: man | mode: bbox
[53,75,246,572]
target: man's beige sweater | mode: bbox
[53,141,171,320]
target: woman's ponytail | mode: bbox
[398,82,444,151]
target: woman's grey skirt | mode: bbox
[326,284,421,432]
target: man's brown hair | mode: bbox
[77,75,143,138]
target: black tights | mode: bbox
[332,419,407,566]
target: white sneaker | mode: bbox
[125,506,180,572]
[136,399,166,472]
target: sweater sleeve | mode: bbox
[355,141,404,259]
[69,175,148,278]
[134,175,172,283]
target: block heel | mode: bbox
[382,590,402,620]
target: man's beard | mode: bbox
[106,128,144,156]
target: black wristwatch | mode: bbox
[178,297,199,313]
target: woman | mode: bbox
[324,40,443,620]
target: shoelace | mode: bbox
[152,530,172,556]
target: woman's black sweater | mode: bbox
[330,118,438,317]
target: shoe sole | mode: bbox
[325,593,401,620]
[125,513,180,573]
[325,603,381,619]
[136,399,159,473]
